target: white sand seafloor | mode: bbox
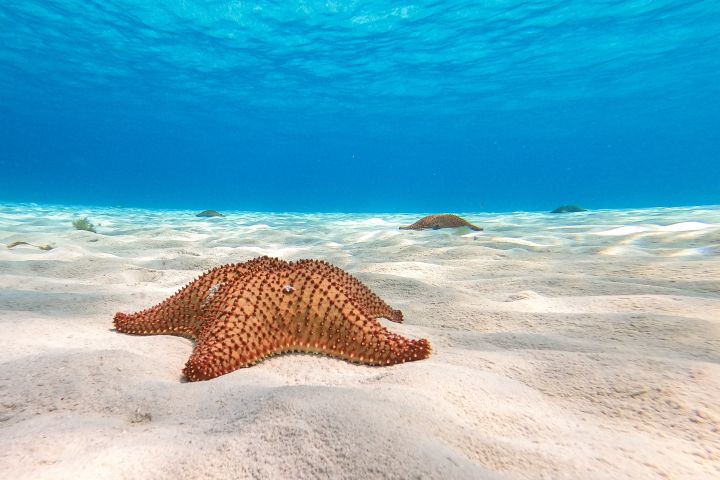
[1,203,719,480]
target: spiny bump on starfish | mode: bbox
[113,256,430,381]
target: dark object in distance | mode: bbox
[550,205,587,214]
[400,214,483,231]
[196,210,224,218]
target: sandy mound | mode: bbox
[1,204,719,479]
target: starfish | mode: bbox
[400,214,483,231]
[113,256,431,381]
[550,205,586,214]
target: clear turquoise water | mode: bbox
[1,1,718,212]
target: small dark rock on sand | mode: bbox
[196,210,224,218]
[550,205,587,214]
[400,214,483,231]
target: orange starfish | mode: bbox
[113,256,431,381]
[400,214,483,231]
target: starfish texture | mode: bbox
[113,256,431,381]
[400,214,483,231]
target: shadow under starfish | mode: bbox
[113,256,432,381]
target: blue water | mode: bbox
[1,1,718,213]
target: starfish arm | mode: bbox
[113,310,198,339]
[183,315,432,381]
[366,327,432,366]
[349,282,404,323]
[337,277,404,323]
[183,312,278,381]
[113,272,221,337]
[113,264,256,338]
[182,279,282,381]
[322,312,432,366]
[370,308,404,323]
[469,224,482,231]
[183,332,241,382]
[293,290,430,366]
[299,260,404,323]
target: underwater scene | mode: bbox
[1,2,719,479]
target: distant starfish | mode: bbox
[400,214,483,231]
[114,256,431,381]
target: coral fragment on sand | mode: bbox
[6,241,54,251]
[72,217,97,233]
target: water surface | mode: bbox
[1,1,718,211]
